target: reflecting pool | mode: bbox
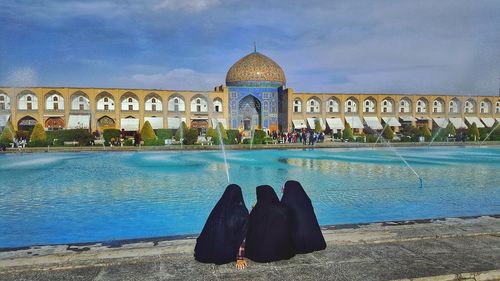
[0,146,499,248]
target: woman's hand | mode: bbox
[235,259,247,270]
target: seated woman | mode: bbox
[281,180,326,254]
[194,184,249,266]
[245,185,295,263]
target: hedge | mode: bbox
[103,129,121,145]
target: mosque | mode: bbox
[0,50,498,135]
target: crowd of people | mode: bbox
[194,180,326,269]
[269,130,326,145]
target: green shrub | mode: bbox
[175,121,189,141]
[0,126,14,146]
[47,129,93,146]
[383,126,394,140]
[421,126,431,141]
[252,130,266,144]
[216,122,228,140]
[226,129,240,144]
[103,129,121,145]
[123,138,134,146]
[28,123,47,147]
[156,129,174,140]
[366,134,377,143]
[184,128,199,145]
[468,122,480,141]
[446,122,456,136]
[314,119,322,133]
[343,122,354,141]
[141,121,156,140]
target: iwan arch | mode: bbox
[0,51,499,133]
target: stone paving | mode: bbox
[0,216,499,281]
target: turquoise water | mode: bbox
[0,147,499,248]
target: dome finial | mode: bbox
[253,42,256,53]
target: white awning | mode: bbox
[448,118,467,129]
[68,115,90,129]
[433,118,449,129]
[292,120,307,129]
[120,118,139,131]
[211,118,227,128]
[144,117,163,129]
[364,117,383,130]
[481,117,496,128]
[325,118,344,130]
[345,116,364,129]
[306,118,326,130]
[167,117,186,129]
[0,114,10,127]
[382,117,402,127]
[465,116,484,128]
[399,115,416,122]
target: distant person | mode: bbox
[281,180,326,254]
[195,184,249,267]
[245,185,295,263]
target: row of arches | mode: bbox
[293,97,500,114]
[0,91,223,113]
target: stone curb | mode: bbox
[390,269,500,281]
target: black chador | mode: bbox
[245,185,295,262]
[281,180,326,254]
[194,184,249,265]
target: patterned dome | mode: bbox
[226,52,286,87]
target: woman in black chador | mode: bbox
[194,184,249,265]
[281,180,326,254]
[245,185,295,263]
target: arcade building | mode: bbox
[0,51,499,135]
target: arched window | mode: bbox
[213,98,223,112]
[145,95,162,112]
[97,94,114,111]
[46,93,64,111]
[363,98,376,113]
[480,100,491,114]
[327,98,339,113]
[345,98,357,113]
[293,99,302,113]
[381,99,393,113]
[0,94,9,110]
[399,98,411,113]
[190,96,207,113]
[306,98,320,113]
[168,95,185,112]
[18,92,38,110]
[449,99,459,113]
[72,93,90,111]
[432,99,443,113]
[496,101,500,113]
[416,99,427,113]
[121,94,139,111]
[464,100,475,113]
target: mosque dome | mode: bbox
[225,51,286,87]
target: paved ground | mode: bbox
[0,216,499,281]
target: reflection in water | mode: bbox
[0,147,499,248]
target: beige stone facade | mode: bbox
[0,86,498,132]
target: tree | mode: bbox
[175,121,189,141]
[421,126,432,141]
[469,122,479,141]
[0,126,14,146]
[314,119,322,133]
[184,128,198,145]
[29,123,47,146]
[216,122,228,140]
[141,121,156,140]
[343,122,354,141]
[446,122,456,136]
[382,126,394,140]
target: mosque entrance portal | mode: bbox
[238,95,261,131]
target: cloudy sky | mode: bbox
[1,0,499,95]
